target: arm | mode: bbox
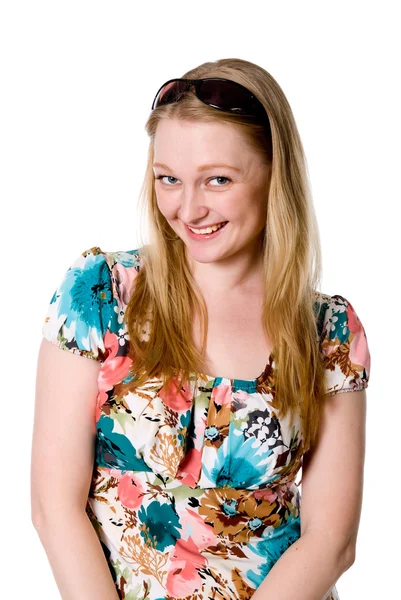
[31,339,120,600]
[251,388,366,600]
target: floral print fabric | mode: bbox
[41,246,371,600]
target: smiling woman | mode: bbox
[33,57,370,600]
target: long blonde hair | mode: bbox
[125,57,327,454]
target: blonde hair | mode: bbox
[125,57,327,454]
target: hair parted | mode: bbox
[124,57,328,454]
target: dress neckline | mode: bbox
[197,350,275,392]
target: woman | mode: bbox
[32,58,371,599]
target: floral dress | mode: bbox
[41,246,371,600]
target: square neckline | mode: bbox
[198,350,275,392]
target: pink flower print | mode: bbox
[212,382,232,406]
[96,329,132,422]
[346,301,360,334]
[253,487,279,503]
[253,482,292,505]
[349,331,371,372]
[346,303,371,373]
[193,415,207,450]
[158,377,193,412]
[113,263,135,307]
[117,473,144,509]
[176,448,202,488]
[176,411,209,486]
[181,509,218,549]
[109,468,124,480]
[166,537,206,598]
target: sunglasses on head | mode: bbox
[151,77,271,133]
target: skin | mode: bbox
[153,118,272,294]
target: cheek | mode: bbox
[156,193,174,219]
[256,201,268,222]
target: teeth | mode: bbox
[188,222,227,234]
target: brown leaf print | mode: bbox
[89,468,119,498]
[164,405,179,429]
[323,337,364,392]
[205,542,248,560]
[201,566,234,599]
[149,433,183,477]
[232,566,256,600]
[324,340,350,373]
[119,531,168,586]
[143,482,176,504]
[120,509,138,536]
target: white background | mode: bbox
[1,1,399,597]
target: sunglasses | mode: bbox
[151,77,271,132]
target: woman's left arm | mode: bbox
[251,388,367,600]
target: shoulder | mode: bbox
[312,291,371,395]
[46,245,142,310]
[41,245,144,362]
[313,292,365,344]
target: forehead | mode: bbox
[153,118,257,171]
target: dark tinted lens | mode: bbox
[153,80,189,108]
[198,79,258,115]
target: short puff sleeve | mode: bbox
[41,246,115,362]
[317,294,371,396]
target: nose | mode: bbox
[178,185,210,224]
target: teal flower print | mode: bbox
[247,516,300,585]
[327,297,349,344]
[55,252,115,349]
[138,501,182,551]
[202,425,280,488]
[95,415,152,472]
[177,410,192,447]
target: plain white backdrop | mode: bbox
[1,1,399,597]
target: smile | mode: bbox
[185,221,229,240]
[187,222,228,234]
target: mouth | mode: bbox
[185,221,229,241]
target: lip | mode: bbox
[186,221,226,229]
[185,221,228,241]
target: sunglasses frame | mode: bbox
[151,77,270,127]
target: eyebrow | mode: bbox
[153,162,241,173]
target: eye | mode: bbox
[209,176,231,186]
[155,175,178,185]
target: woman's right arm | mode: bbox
[31,338,120,600]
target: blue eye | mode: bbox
[209,176,230,186]
[155,175,178,185]
[155,175,231,186]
